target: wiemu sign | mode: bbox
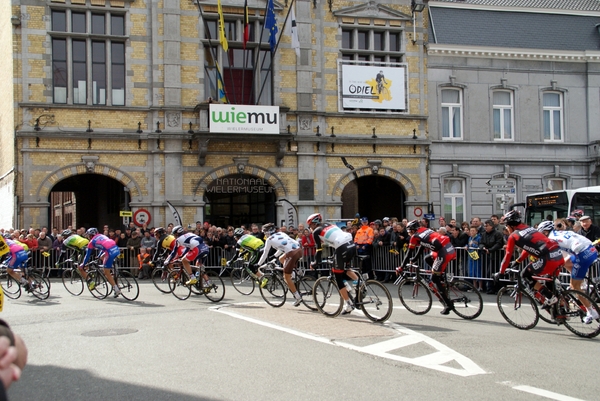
[209,104,280,134]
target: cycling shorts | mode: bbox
[7,250,28,269]
[183,247,199,262]
[570,245,598,280]
[332,242,356,274]
[102,246,121,269]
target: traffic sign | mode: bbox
[486,187,515,194]
[424,213,435,220]
[486,179,515,187]
[120,211,133,217]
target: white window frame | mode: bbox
[443,178,465,222]
[493,90,513,141]
[543,91,564,142]
[441,89,463,140]
[545,178,566,192]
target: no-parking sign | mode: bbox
[133,209,152,227]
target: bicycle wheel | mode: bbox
[62,269,84,296]
[312,277,343,317]
[230,267,255,295]
[151,268,172,294]
[1,275,22,299]
[297,276,317,311]
[560,289,600,338]
[359,280,393,322]
[497,285,539,330]
[28,272,50,300]
[398,278,432,315]
[202,270,225,302]
[116,270,139,301]
[169,270,191,300]
[449,280,483,320]
[87,270,109,299]
[259,272,286,307]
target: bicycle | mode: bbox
[168,263,225,302]
[0,262,50,300]
[150,257,174,294]
[84,257,140,301]
[312,256,393,322]
[60,257,87,296]
[496,266,600,338]
[394,263,483,320]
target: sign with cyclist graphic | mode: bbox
[340,64,406,110]
[133,208,151,227]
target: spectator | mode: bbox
[391,222,409,253]
[461,221,470,234]
[467,226,482,291]
[300,228,316,263]
[470,216,485,236]
[376,227,391,247]
[223,227,237,255]
[448,224,468,276]
[116,232,128,248]
[52,234,63,251]
[479,219,504,294]
[577,215,600,244]
[22,234,38,251]
[37,231,53,252]
[382,217,392,233]
[250,224,263,239]
[354,217,375,279]
[139,230,157,256]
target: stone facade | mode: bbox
[8,0,429,229]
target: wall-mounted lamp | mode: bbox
[86,120,93,133]
[411,0,427,45]
[34,118,40,131]
[11,16,21,26]
[155,121,162,133]
[328,0,333,12]
[372,128,377,139]
[188,122,194,134]
[316,126,321,137]
[330,127,336,137]
[412,128,417,139]
[136,122,143,134]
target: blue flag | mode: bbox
[265,0,278,52]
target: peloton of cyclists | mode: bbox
[307,213,359,314]
[399,219,457,315]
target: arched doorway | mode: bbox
[341,175,406,221]
[203,173,277,228]
[50,174,129,230]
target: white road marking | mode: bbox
[211,302,487,377]
[513,385,587,401]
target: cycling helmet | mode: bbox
[503,210,522,226]
[154,227,166,237]
[262,223,276,235]
[566,216,577,224]
[61,229,72,238]
[172,225,184,237]
[406,220,420,232]
[572,209,584,218]
[306,213,322,226]
[537,221,554,233]
[234,228,244,237]
[85,227,98,237]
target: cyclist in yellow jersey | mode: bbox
[57,229,94,286]
[150,227,176,267]
[226,228,268,287]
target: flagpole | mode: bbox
[257,0,294,104]
[250,0,272,104]
[194,0,229,103]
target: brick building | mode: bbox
[5,0,429,230]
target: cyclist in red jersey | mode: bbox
[399,220,457,314]
[495,210,564,306]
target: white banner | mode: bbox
[166,201,182,227]
[341,65,406,110]
[279,199,298,230]
[209,104,280,134]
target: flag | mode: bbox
[468,250,479,260]
[265,0,278,53]
[243,0,250,49]
[288,4,300,57]
[279,199,298,229]
[166,201,182,227]
[217,70,227,103]
[217,0,228,52]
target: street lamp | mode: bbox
[411,0,427,45]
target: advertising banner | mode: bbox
[341,65,406,110]
[209,104,280,134]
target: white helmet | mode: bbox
[537,221,554,233]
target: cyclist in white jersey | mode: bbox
[164,225,210,287]
[307,213,359,314]
[538,220,599,323]
[256,223,304,306]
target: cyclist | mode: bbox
[2,238,34,291]
[256,223,304,306]
[164,225,210,287]
[226,228,268,287]
[538,220,600,324]
[495,210,564,310]
[56,229,94,288]
[307,213,359,314]
[399,219,457,315]
[150,227,176,266]
[82,228,122,298]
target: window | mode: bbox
[443,178,465,223]
[493,90,513,140]
[545,178,565,192]
[202,16,272,105]
[441,89,462,139]
[543,92,563,141]
[50,9,126,106]
[340,27,403,63]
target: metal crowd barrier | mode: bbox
[24,245,600,285]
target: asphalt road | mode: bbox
[1,277,597,401]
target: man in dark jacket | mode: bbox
[479,220,504,294]
[577,216,600,245]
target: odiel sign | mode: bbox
[210,104,280,134]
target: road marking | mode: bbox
[513,385,587,401]
[211,302,486,377]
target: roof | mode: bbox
[429,6,600,51]
[432,0,600,11]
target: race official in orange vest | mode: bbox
[354,217,375,279]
